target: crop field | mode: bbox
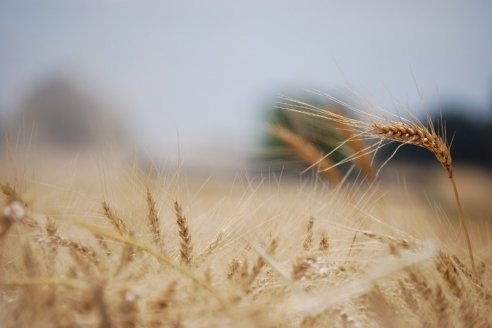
[0,106,491,327]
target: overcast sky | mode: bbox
[1,0,492,155]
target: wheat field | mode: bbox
[0,149,491,328]
[1,101,492,327]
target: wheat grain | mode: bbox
[407,270,432,300]
[46,218,99,266]
[152,280,177,311]
[303,216,314,251]
[227,258,240,280]
[102,201,128,235]
[436,252,464,298]
[146,188,162,247]
[318,232,329,252]
[244,239,277,292]
[196,231,223,266]
[362,231,412,250]
[371,122,452,176]
[292,256,317,281]
[173,200,193,265]
[398,280,418,312]
[1,183,26,205]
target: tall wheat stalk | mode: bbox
[278,95,475,272]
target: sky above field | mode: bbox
[1,0,492,157]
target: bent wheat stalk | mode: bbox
[278,96,475,272]
[372,121,474,272]
[269,125,343,184]
[371,121,452,176]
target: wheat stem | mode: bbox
[449,174,475,272]
[0,277,89,290]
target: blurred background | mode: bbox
[1,0,491,175]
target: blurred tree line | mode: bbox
[0,75,127,150]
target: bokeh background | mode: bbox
[1,0,491,173]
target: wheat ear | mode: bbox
[102,201,128,235]
[372,121,474,272]
[146,188,162,246]
[269,125,343,184]
[173,201,193,265]
[279,97,475,272]
[371,122,452,176]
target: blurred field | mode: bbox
[0,151,491,327]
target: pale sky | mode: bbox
[1,0,492,156]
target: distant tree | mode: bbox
[9,75,126,149]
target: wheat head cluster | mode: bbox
[0,100,491,327]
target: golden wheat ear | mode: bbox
[371,119,474,272]
[281,98,475,273]
[371,121,452,177]
[146,188,163,247]
[102,201,129,235]
[173,201,193,266]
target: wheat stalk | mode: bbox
[330,108,375,180]
[278,97,476,272]
[372,121,474,271]
[373,121,474,271]
[269,125,343,184]
[0,277,90,290]
[92,283,114,328]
